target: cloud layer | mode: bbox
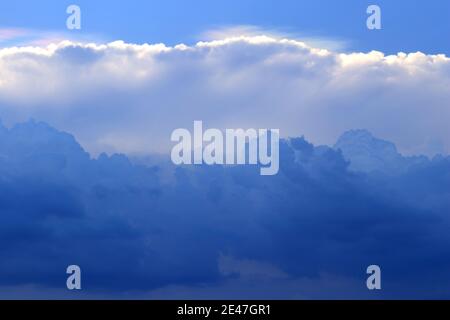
[0,36,449,156]
[0,120,449,298]
[0,36,449,298]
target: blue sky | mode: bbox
[0,0,449,54]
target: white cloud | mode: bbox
[199,25,348,51]
[0,35,448,156]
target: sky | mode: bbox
[0,0,449,54]
[0,0,449,299]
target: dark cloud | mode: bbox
[0,120,449,298]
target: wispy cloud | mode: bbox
[0,27,28,42]
[0,26,105,47]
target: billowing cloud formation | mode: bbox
[0,36,449,156]
[0,120,449,299]
[0,36,449,298]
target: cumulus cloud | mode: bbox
[199,25,348,51]
[0,36,448,156]
[0,119,449,298]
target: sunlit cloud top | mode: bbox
[0,35,448,157]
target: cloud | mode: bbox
[0,27,105,48]
[0,27,449,299]
[0,36,449,157]
[0,119,449,298]
[199,25,348,51]
[0,28,29,42]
